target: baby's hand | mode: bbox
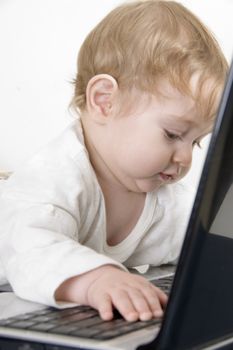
[55,265,168,322]
[86,265,168,322]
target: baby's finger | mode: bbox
[142,286,165,318]
[111,290,139,322]
[127,288,154,321]
[97,294,114,321]
[152,285,168,307]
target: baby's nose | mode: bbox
[173,146,192,168]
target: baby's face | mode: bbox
[101,81,213,193]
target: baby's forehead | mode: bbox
[162,108,214,131]
[156,76,222,122]
[151,80,198,115]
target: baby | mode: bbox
[0,0,228,322]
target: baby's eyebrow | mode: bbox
[163,115,193,129]
[168,114,199,126]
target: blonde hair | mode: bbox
[71,0,228,121]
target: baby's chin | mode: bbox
[134,173,186,192]
[134,178,166,193]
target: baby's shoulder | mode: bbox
[4,122,94,196]
[33,122,85,162]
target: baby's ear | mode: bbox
[86,74,118,121]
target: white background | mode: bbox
[0,0,233,188]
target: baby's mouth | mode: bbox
[159,173,174,181]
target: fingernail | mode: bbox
[101,311,113,321]
[126,312,138,322]
[154,309,163,318]
[140,312,152,321]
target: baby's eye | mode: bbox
[193,140,202,149]
[164,130,181,141]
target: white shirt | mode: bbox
[0,121,194,306]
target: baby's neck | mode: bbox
[80,117,129,193]
[92,161,146,245]
[101,182,146,246]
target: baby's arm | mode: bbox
[55,265,167,322]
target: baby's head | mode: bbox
[71,0,228,123]
[70,1,229,193]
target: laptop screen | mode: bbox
[209,116,233,237]
[210,184,233,237]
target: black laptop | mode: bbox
[0,61,233,350]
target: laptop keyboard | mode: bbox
[150,275,173,294]
[0,276,173,340]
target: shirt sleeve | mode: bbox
[0,132,128,307]
[0,197,126,307]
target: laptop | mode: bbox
[1,60,233,350]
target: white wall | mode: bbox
[0,0,233,188]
